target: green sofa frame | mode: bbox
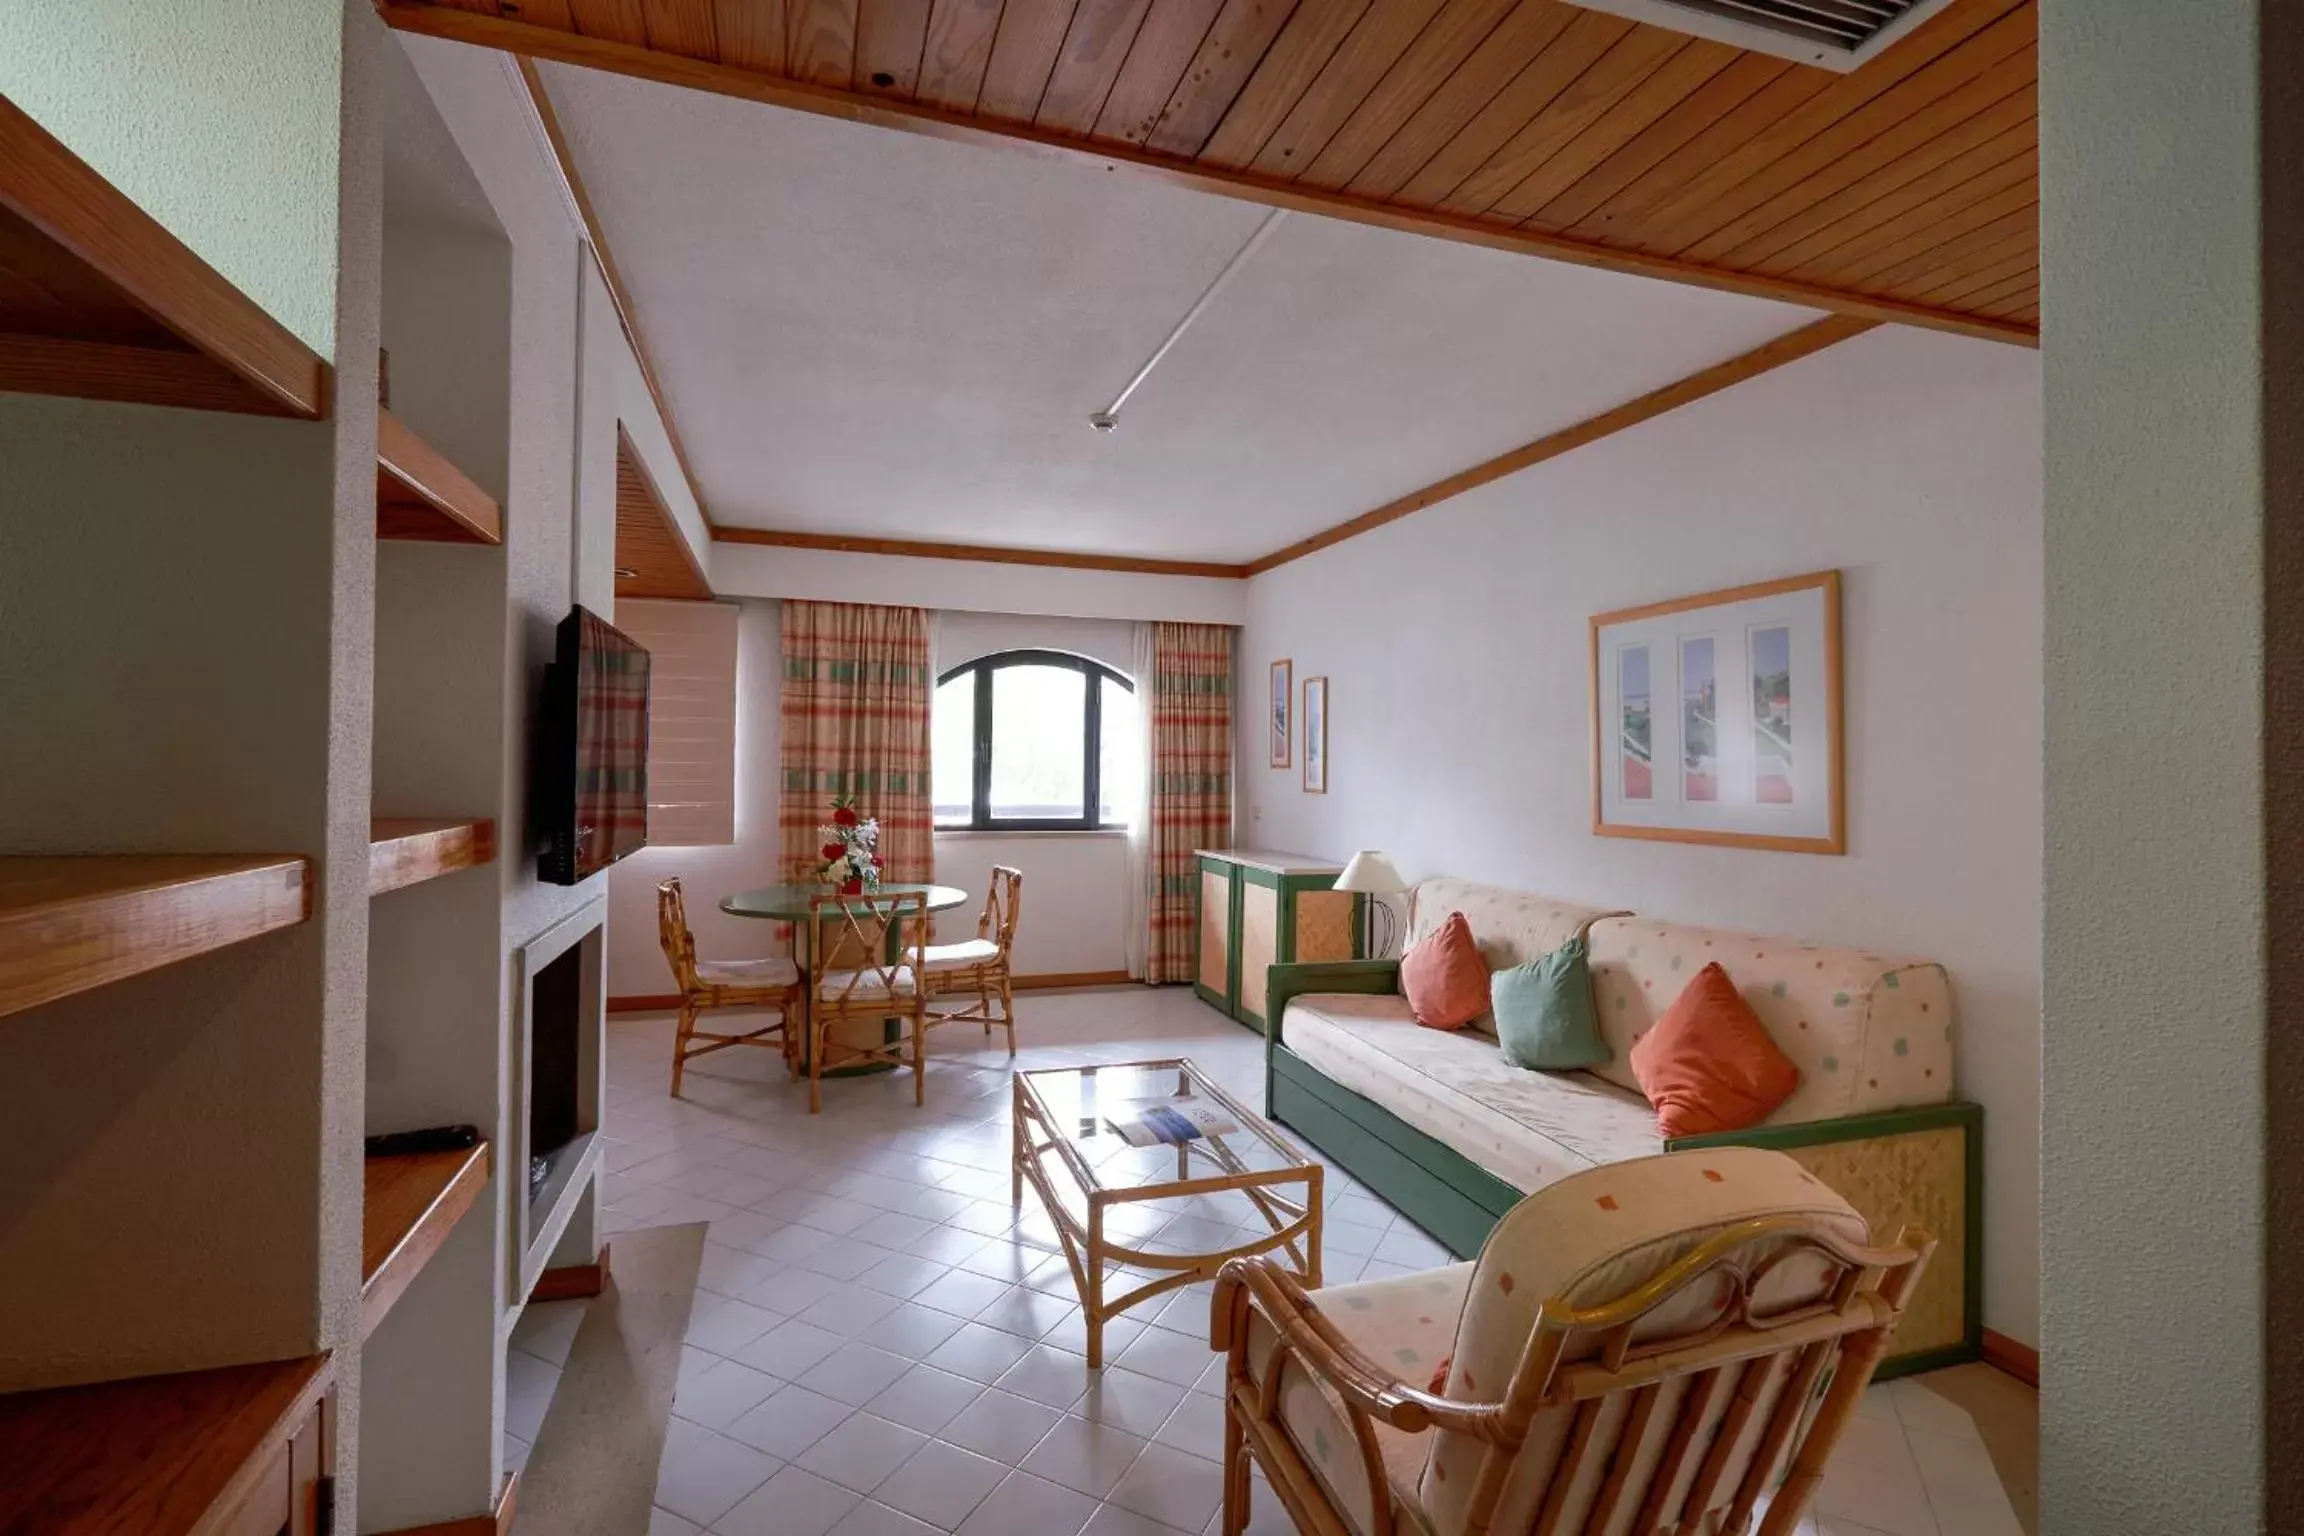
[1263,959,1983,1380]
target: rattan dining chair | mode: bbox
[923,864,1022,1053]
[804,889,929,1113]
[657,877,802,1097]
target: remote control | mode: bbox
[365,1124,482,1157]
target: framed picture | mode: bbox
[1590,570,1843,853]
[1270,659,1292,768]
[1302,675,1328,794]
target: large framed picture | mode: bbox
[1302,675,1328,794]
[1590,570,1843,854]
[1270,659,1292,768]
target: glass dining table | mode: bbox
[719,882,971,1075]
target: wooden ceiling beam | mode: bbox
[379,1,2036,347]
[711,526,1251,579]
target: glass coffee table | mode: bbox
[1011,1058,1323,1367]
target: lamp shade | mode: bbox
[1334,850,1407,895]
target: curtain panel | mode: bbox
[1146,621,1234,984]
[777,600,934,887]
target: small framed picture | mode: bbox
[1270,659,1292,768]
[1302,675,1328,794]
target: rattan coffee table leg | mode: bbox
[1011,1076,1025,1205]
[1085,1199,1106,1369]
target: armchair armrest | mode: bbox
[1213,1256,1503,1444]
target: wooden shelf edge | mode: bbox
[0,1353,332,1534]
[368,818,497,898]
[362,1140,492,1341]
[377,409,503,545]
[0,855,312,1021]
[0,97,327,419]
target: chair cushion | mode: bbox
[693,955,799,989]
[1399,913,1489,1031]
[815,964,922,1001]
[1244,1265,1471,1536]
[1630,962,1802,1138]
[1491,936,1610,1072]
[1283,995,1661,1194]
[921,937,1002,971]
[1586,915,1953,1118]
[1421,1149,1869,1534]
[1403,879,1630,1036]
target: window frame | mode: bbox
[935,648,1135,833]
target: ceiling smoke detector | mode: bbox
[1558,0,1955,71]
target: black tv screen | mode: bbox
[536,605,651,885]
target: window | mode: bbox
[933,650,1139,830]
[615,597,739,845]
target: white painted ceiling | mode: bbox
[540,62,1823,566]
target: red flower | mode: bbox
[832,806,861,828]
[839,878,864,896]
[869,854,882,868]
[820,841,845,860]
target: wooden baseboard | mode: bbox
[608,993,680,1014]
[1981,1328,2038,1387]
[376,1472,517,1536]
[1012,970,1133,991]
[529,1245,611,1304]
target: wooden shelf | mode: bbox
[0,97,326,419]
[0,855,311,1021]
[363,1139,492,1340]
[369,817,496,898]
[377,408,502,545]
[0,1354,331,1533]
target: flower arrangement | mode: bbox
[815,795,883,895]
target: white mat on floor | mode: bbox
[512,1222,706,1536]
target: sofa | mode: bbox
[1262,875,1981,1376]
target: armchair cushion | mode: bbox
[1244,1264,1472,1536]
[921,937,1002,970]
[693,955,800,989]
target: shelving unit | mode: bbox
[363,1141,492,1340]
[369,817,496,897]
[0,97,327,419]
[377,408,503,544]
[0,1354,332,1533]
[0,855,312,1021]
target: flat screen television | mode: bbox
[536,605,651,885]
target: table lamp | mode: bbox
[1334,850,1407,958]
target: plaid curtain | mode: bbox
[778,601,933,886]
[1146,621,1234,983]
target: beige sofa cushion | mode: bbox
[1585,916,1955,1121]
[1285,994,1662,1194]
[1403,878,1628,1037]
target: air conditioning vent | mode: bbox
[1559,0,1957,72]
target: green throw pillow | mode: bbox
[1492,936,1611,1072]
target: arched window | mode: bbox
[932,650,1140,831]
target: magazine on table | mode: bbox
[1106,1095,1237,1148]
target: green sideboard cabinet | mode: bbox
[1193,849,1360,1033]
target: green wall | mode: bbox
[0,0,342,355]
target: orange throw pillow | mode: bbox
[1400,911,1488,1030]
[1630,962,1801,1138]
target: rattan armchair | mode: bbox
[1211,1148,1934,1536]
[657,877,802,1097]
[923,864,1021,1053]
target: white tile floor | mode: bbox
[503,985,2028,1536]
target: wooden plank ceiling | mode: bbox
[383,0,2036,343]
[614,430,714,600]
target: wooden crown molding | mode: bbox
[378,3,2036,349]
[712,526,1252,581]
[1248,314,1881,575]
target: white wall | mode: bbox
[934,611,1138,979]
[713,539,1245,625]
[1241,324,2043,1348]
